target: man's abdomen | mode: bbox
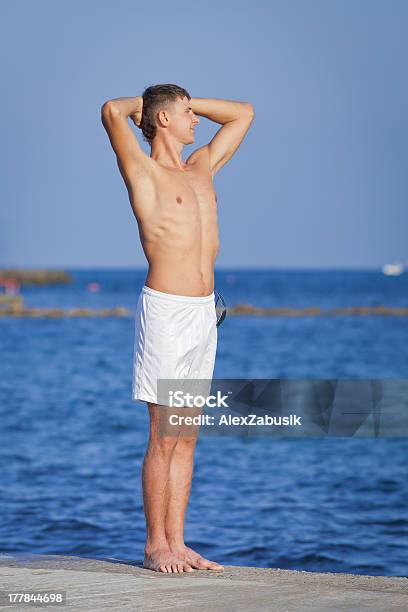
[139,207,218,297]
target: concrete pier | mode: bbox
[0,554,407,611]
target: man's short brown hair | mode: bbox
[141,83,191,145]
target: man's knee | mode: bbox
[147,435,178,457]
[146,403,199,456]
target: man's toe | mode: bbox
[202,557,224,570]
[210,562,224,570]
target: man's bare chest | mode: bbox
[156,169,217,211]
[127,163,218,227]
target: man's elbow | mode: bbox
[242,102,255,120]
[101,100,121,119]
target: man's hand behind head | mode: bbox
[130,96,144,128]
[130,110,142,128]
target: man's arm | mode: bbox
[187,98,254,176]
[101,96,151,179]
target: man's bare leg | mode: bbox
[142,403,194,573]
[165,408,224,571]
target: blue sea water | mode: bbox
[0,268,407,576]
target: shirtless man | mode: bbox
[101,84,254,573]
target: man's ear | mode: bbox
[157,109,170,127]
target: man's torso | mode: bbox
[123,150,220,297]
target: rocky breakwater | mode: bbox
[1,296,407,318]
[0,295,129,318]
[0,269,72,286]
[229,303,408,316]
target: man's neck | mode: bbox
[150,137,187,171]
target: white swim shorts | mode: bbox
[132,285,218,406]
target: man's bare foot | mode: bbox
[169,544,224,571]
[143,548,194,573]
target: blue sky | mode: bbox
[1,0,407,269]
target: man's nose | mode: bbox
[192,115,200,125]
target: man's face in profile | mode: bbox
[166,96,200,145]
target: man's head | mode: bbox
[141,83,199,146]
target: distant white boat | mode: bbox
[382,261,405,276]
